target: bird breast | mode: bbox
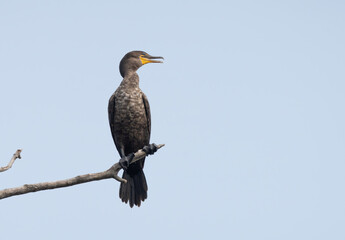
[114,87,147,127]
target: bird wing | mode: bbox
[142,92,151,138]
[108,93,123,156]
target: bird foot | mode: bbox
[142,143,158,156]
[119,153,135,170]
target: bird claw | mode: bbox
[142,143,158,156]
[119,153,135,170]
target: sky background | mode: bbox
[0,0,344,239]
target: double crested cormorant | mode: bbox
[108,51,163,207]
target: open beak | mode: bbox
[140,55,164,65]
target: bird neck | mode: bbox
[120,72,140,88]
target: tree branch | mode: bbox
[0,144,164,200]
[0,149,22,173]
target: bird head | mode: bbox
[119,51,164,77]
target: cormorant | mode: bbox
[108,51,163,207]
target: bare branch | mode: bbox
[0,149,22,173]
[0,144,164,200]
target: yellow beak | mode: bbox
[140,55,164,65]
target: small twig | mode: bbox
[0,144,164,200]
[0,149,22,173]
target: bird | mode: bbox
[108,51,163,207]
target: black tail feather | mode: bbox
[119,169,148,207]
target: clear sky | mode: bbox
[0,1,344,239]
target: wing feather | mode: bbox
[108,93,123,156]
[142,92,151,138]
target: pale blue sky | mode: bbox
[0,1,344,239]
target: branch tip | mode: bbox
[0,149,23,173]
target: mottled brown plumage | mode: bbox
[108,51,163,207]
